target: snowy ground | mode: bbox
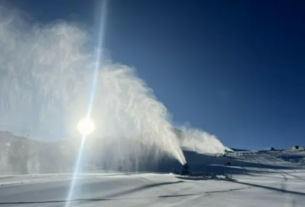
[0,149,305,207]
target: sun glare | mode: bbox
[77,117,95,136]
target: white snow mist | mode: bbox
[0,4,186,166]
[0,4,230,173]
[175,127,231,155]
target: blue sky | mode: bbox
[8,0,305,149]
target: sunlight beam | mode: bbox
[65,0,108,206]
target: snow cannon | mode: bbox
[181,163,191,175]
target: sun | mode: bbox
[77,117,95,136]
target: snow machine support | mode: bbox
[181,163,190,175]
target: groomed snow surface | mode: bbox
[1,149,305,207]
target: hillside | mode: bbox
[0,144,305,207]
[1,131,305,207]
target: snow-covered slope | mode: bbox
[0,170,304,207]
[0,148,305,206]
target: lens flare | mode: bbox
[65,1,109,206]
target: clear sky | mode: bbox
[7,0,305,149]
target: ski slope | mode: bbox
[0,149,304,207]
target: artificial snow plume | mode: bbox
[0,3,229,170]
[175,127,231,155]
[0,4,186,166]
